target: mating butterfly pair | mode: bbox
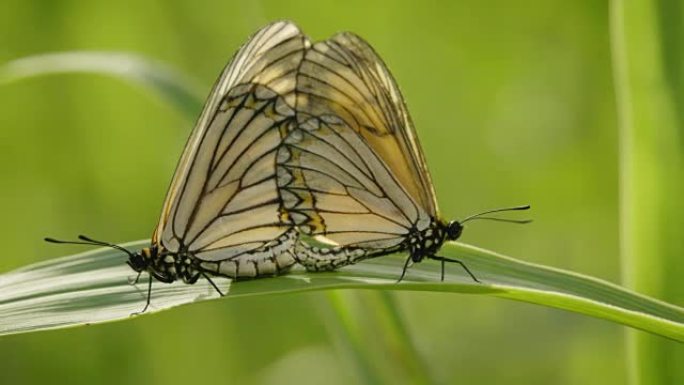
[47,21,529,312]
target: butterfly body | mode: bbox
[291,215,463,273]
[131,230,300,284]
[406,219,454,263]
[127,246,201,284]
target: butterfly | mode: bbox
[275,25,530,281]
[46,21,529,313]
[46,21,312,312]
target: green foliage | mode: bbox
[0,52,204,118]
[1,2,682,384]
[611,0,684,383]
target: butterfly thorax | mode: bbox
[407,219,463,262]
[128,246,201,284]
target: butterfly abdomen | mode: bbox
[197,228,298,278]
[293,241,367,271]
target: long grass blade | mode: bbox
[0,241,681,339]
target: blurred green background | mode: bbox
[0,0,681,384]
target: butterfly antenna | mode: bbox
[44,235,135,258]
[460,205,531,224]
[462,216,533,225]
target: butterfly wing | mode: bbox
[153,21,310,277]
[277,114,434,269]
[294,31,438,216]
[274,31,438,270]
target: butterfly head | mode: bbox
[445,220,464,241]
[127,247,153,272]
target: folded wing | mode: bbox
[153,21,310,276]
[294,32,438,216]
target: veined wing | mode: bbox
[154,21,309,242]
[153,22,310,276]
[294,31,438,216]
[277,114,433,259]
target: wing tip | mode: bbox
[260,19,302,36]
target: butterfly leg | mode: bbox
[441,259,445,282]
[142,274,153,312]
[131,272,175,315]
[397,254,413,283]
[128,271,143,285]
[429,256,481,283]
[131,275,154,316]
[201,272,225,297]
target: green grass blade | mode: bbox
[611,0,684,383]
[322,291,435,384]
[1,241,682,339]
[0,51,204,117]
[320,292,386,385]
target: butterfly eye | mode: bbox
[446,221,463,241]
[126,254,147,272]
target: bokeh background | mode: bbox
[0,1,681,384]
